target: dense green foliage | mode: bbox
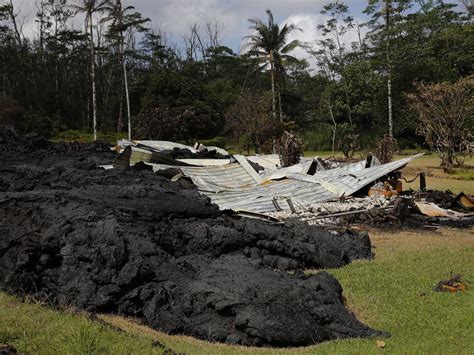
[0,0,472,149]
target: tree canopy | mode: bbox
[0,1,472,153]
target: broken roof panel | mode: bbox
[246,154,280,171]
[119,139,198,153]
[310,157,380,179]
[324,154,423,196]
[415,201,468,218]
[137,153,422,214]
[262,154,421,196]
[247,154,324,173]
[209,179,338,213]
[119,140,230,157]
[175,159,231,166]
[148,163,258,191]
[262,160,316,180]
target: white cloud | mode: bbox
[9,0,367,58]
[282,13,366,70]
[281,14,327,71]
[96,0,339,50]
[240,13,366,71]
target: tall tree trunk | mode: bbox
[328,99,337,153]
[387,76,393,138]
[3,59,6,99]
[386,0,393,138]
[53,6,60,112]
[278,83,283,122]
[334,23,353,127]
[8,0,23,48]
[343,84,353,127]
[89,11,98,141]
[116,0,132,140]
[269,50,277,121]
[121,35,131,140]
[117,94,123,133]
[256,54,260,89]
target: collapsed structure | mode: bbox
[113,140,473,225]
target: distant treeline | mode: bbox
[0,0,472,151]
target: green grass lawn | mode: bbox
[397,153,474,194]
[1,228,473,354]
[0,293,157,354]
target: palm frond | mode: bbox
[265,9,274,27]
[281,39,302,53]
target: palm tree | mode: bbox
[70,0,108,141]
[101,0,149,140]
[246,10,302,121]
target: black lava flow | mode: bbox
[0,128,387,347]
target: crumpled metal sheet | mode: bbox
[118,139,230,156]
[321,154,423,197]
[147,163,258,192]
[126,150,422,213]
[313,156,381,179]
[264,155,422,197]
[118,139,198,153]
[414,202,467,218]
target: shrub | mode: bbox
[407,76,474,173]
[303,125,334,151]
[199,136,227,148]
[53,130,125,145]
[225,90,278,153]
[23,111,56,139]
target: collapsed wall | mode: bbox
[0,129,386,347]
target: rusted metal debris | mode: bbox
[434,274,469,293]
[414,201,467,218]
[455,192,474,211]
[110,140,474,226]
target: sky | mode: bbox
[11,0,371,67]
[123,0,369,47]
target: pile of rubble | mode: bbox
[270,193,473,227]
[113,139,473,227]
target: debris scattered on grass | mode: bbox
[376,340,386,348]
[433,274,469,293]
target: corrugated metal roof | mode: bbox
[176,159,231,166]
[119,140,229,157]
[146,163,337,212]
[246,155,280,171]
[142,154,422,213]
[325,154,423,196]
[247,154,320,172]
[119,139,198,153]
[310,157,380,179]
[148,163,258,191]
[262,160,315,180]
[209,180,338,213]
